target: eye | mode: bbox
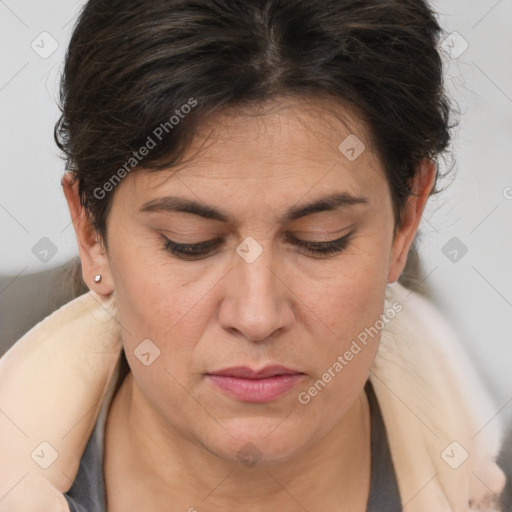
[162,232,354,260]
[162,237,223,260]
[286,231,354,256]
[161,234,355,259]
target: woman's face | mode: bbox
[96,98,423,464]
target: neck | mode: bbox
[104,372,371,512]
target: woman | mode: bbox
[0,0,506,510]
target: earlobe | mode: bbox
[386,159,437,284]
[61,173,114,295]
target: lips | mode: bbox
[206,365,305,402]
[207,365,303,379]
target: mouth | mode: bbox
[206,365,306,403]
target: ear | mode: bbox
[387,159,437,284]
[61,173,114,295]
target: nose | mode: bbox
[218,243,295,343]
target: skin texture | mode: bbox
[63,97,435,511]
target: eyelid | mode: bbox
[161,230,355,259]
[162,231,352,246]
[284,231,349,243]
[287,231,354,255]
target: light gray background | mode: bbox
[1,1,511,411]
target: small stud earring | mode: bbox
[94,274,102,283]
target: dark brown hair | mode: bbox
[55,0,457,294]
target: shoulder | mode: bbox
[370,282,506,511]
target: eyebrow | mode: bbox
[139,191,369,224]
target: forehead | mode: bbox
[118,96,388,215]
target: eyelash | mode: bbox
[162,232,354,259]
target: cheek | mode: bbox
[293,273,387,428]
[107,229,222,378]
[309,231,391,340]
[108,247,210,422]
[296,233,391,391]
[315,275,385,371]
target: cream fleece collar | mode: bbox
[373,282,505,511]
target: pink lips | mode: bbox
[206,365,305,403]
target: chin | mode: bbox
[202,417,313,467]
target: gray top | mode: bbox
[64,379,401,511]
